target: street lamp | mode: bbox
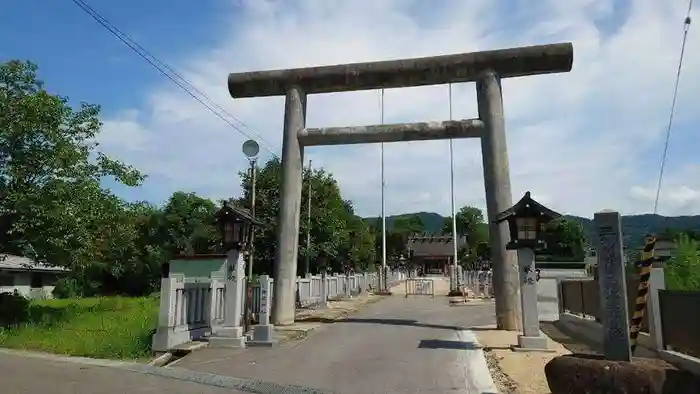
[241,139,259,334]
[242,139,260,271]
[495,191,560,351]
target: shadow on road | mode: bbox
[418,339,479,350]
[338,317,464,331]
[465,326,500,332]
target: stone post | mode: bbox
[513,248,550,351]
[249,275,277,347]
[272,85,307,326]
[477,70,520,331]
[209,277,223,330]
[210,248,247,348]
[320,272,328,307]
[345,273,351,298]
[594,210,631,361]
[152,276,176,352]
[647,267,666,350]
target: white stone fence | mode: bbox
[460,270,494,297]
[251,270,405,319]
[152,269,406,351]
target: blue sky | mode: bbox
[1,0,227,114]
[2,0,699,217]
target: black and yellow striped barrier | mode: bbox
[629,235,657,354]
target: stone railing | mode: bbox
[153,269,406,352]
[152,275,227,351]
[461,270,494,297]
[251,272,396,320]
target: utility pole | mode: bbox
[305,159,312,276]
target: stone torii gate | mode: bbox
[227,42,574,330]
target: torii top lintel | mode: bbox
[227,42,573,98]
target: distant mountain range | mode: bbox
[363,212,700,249]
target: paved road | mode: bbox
[0,351,249,394]
[177,278,498,393]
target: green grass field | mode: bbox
[0,296,159,359]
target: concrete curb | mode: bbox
[0,347,141,368]
[124,364,333,393]
[455,330,499,393]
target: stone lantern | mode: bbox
[495,191,561,352]
[495,191,561,251]
[215,201,259,251]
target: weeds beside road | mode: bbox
[0,295,158,359]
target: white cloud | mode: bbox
[100,0,700,218]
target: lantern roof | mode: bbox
[216,201,261,225]
[494,191,561,224]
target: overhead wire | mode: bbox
[652,0,693,214]
[69,0,280,157]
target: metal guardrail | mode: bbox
[405,278,435,298]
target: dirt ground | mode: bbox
[474,324,574,394]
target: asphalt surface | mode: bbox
[177,282,497,393]
[0,351,249,394]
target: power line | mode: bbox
[69,0,280,157]
[653,0,693,214]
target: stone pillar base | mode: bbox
[374,290,393,296]
[511,335,554,352]
[247,324,277,347]
[209,326,246,348]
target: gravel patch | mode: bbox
[483,349,519,394]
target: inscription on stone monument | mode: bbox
[260,287,269,315]
[594,210,632,361]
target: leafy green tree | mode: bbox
[238,158,375,275]
[393,215,425,235]
[442,206,488,244]
[442,205,489,264]
[0,60,143,270]
[542,218,586,261]
[159,191,219,256]
[665,233,700,291]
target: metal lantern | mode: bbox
[215,201,259,250]
[495,191,561,250]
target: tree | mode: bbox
[442,205,490,263]
[393,215,425,235]
[442,206,488,243]
[0,60,143,270]
[665,233,700,291]
[542,218,586,261]
[159,191,219,256]
[238,158,375,276]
